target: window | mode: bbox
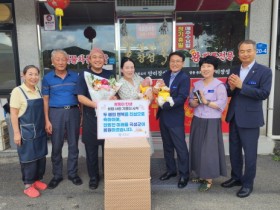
[176,11,245,78]
[38,1,115,75]
[119,18,173,79]
[0,1,20,96]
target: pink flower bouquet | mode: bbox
[84,71,121,101]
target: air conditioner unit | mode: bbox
[115,0,176,12]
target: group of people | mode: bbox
[9,39,272,199]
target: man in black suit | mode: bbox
[221,40,272,198]
[155,51,190,188]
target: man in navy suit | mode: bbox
[155,51,190,188]
[221,40,272,198]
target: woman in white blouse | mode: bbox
[118,57,154,154]
[118,57,152,101]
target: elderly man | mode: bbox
[42,49,82,189]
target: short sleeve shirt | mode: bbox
[10,83,41,117]
[41,70,79,107]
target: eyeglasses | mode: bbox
[170,60,183,64]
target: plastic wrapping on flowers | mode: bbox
[85,72,122,101]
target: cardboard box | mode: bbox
[104,138,150,180]
[0,121,10,151]
[0,135,10,151]
[105,178,151,210]
[0,122,8,137]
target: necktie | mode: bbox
[169,74,175,88]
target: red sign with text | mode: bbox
[176,23,194,50]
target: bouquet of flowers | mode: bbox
[84,71,122,101]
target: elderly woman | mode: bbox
[10,65,48,198]
[188,56,227,192]
[118,57,154,154]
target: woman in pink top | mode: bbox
[189,56,228,192]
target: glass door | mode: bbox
[0,31,17,93]
[117,17,173,133]
[118,17,173,79]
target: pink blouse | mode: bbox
[189,78,227,119]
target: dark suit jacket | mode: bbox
[156,70,190,128]
[226,62,272,128]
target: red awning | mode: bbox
[176,0,234,11]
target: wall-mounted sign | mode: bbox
[97,100,149,139]
[44,14,55,31]
[176,23,194,50]
[256,42,268,55]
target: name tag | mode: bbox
[172,86,177,89]
[248,81,257,85]
[208,90,214,93]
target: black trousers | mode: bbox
[20,157,46,185]
[229,119,259,188]
[84,140,104,180]
[159,121,190,179]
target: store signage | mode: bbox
[97,100,150,139]
[190,49,235,63]
[176,23,194,50]
[136,23,157,39]
[256,42,268,55]
[67,53,109,65]
[44,14,55,31]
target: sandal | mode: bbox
[198,180,212,192]
[33,180,47,191]
[192,178,204,183]
[24,186,40,198]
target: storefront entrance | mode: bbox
[37,0,245,133]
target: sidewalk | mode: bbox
[0,151,279,210]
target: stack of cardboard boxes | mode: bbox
[0,120,10,151]
[104,138,151,210]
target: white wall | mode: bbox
[250,0,273,135]
[14,0,40,75]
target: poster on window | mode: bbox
[97,100,150,139]
[44,14,55,31]
[176,23,194,50]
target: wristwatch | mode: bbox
[206,100,210,106]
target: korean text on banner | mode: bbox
[97,100,150,139]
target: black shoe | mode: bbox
[89,177,99,190]
[178,177,189,189]
[236,187,253,198]
[221,178,242,188]
[159,172,177,181]
[68,176,83,185]
[48,177,63,189]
